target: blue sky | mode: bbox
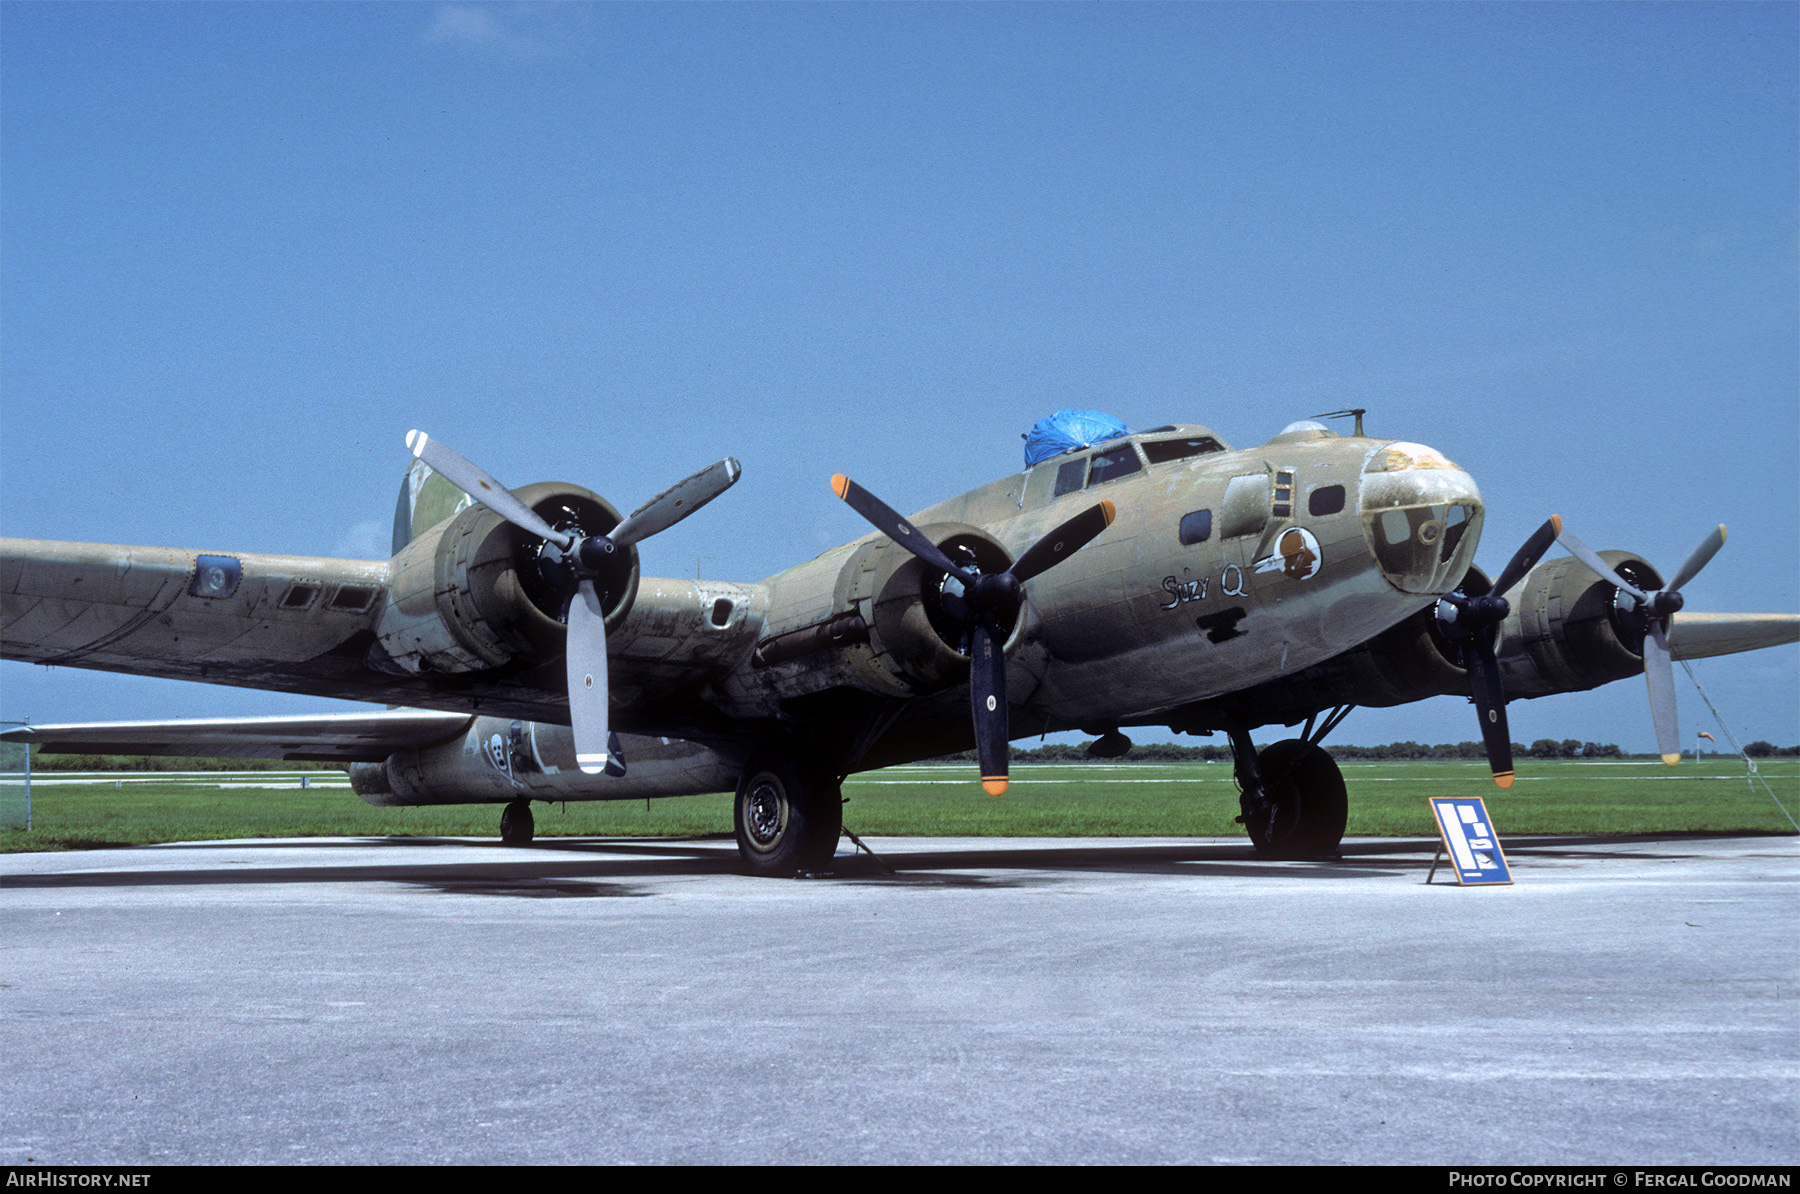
[3,2,1795,751]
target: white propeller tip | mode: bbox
[577,754,609,775]
[406,430,427,457]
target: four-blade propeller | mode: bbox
[1557,524,1726,765]
[406,430,740,774]
[1435,516,1564,788]
[831,474,1116,795]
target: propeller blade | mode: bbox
[567,578,611,775]
[830,474,976,586]
[610,458,743,548]
[406,430,573,549]
[1466,635,1516,788]
[969,619,1009,796]
[1643,618,1681,766]
[1556,528,1647,601]
[1664,524,1727,595]
[1488,515,1563,598]
[1009,501,1117,584]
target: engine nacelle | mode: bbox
[376,482,638,675]
[751,521,1021,700]
[1496,550,1662,699]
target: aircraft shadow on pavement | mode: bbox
[2,837,1400,892]
[1,831,1763,895]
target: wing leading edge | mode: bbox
[0,709,473,763]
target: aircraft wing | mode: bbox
[1,536,401,693]
[0,709,473,763]
[1667,612,1799,661]
[1,538,766,739]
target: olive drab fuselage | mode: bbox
[726,423,1485,762]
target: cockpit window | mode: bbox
[1086,445,1143,486]
[1053,458,1086,498]
[1142,437,1224,465]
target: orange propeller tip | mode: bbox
[830,474,849,498]
[982,778,1009,797]
[1661,754,1682,766]
[1548,514,1562,534]
[1099,500,1116,525]
[1493,772,1514,790]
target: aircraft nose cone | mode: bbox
[1359,442,1485,595]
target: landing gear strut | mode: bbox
[734,751,843,876]
[1229,730,1347,860]
[500,798,534,846]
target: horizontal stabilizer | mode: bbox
[1666,612,1800,661]
[0,709,472,763]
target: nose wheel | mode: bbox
[500,799,535,846]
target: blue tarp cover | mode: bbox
[1023,409,1130,467]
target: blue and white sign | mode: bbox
[1429,796,1512,886]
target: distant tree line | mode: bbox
[12,737,1796,773]
[16,747,341,772]
[932,738,1800,763]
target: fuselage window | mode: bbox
[1308,484,1345,517]
[1086,445,1143,486]
[1273,470,1295,518]
[1053,458,1087,498]
[1142,437,1225,465]
[1178,510,1213,545]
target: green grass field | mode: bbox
[3,758,1794,852]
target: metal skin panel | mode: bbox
[5,421,1794,806]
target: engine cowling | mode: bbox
[752,521,1022,700]
[376,482,638,675]
[1496,550,1661,699]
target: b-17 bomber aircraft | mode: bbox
[4,410,1795,872]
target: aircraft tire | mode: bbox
[1247,739,1346,860]
[734,752,842,876]
[500,798,534,846]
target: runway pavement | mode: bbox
[1,833,1794,1165]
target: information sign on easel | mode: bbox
[1426,796,1511,886]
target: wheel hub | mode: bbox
[744,776,787,850]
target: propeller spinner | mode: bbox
[406,430,741,774]
[831,473,1116,794]
[1557,524,1726,765]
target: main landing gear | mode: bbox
[734,751,843,877]
[1229,730,1347,860]
[500,798,534,846]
